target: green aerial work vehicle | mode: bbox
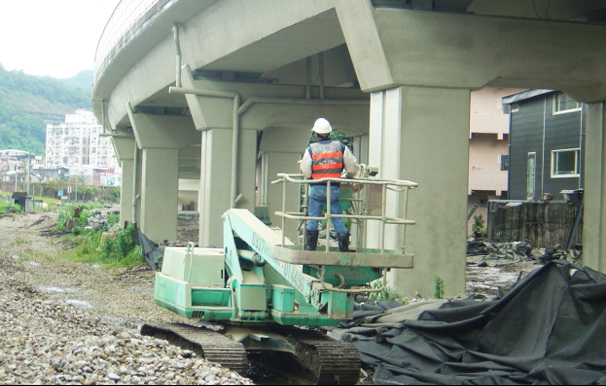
[142,171,418,384]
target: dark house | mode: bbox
[502,90,585,200]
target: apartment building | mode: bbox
[46,110,118,170]
[467,87,525,234]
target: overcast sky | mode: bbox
[0,0,120,79]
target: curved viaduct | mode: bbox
[93,0,606,297]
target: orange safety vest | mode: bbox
[308,140,345,180]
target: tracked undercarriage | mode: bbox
[141,322,361,384]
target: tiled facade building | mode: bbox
[45,110,118,170]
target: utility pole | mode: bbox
[26,153,31,196]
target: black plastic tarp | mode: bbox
[136,229,164,270]
[334,262,606,385]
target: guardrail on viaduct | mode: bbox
[94,0,175,82]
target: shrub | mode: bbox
[434,275,445,299]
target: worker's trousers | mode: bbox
[306,184,348,235]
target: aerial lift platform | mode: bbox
[142,172,418,384]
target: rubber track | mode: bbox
[285,328,361,385]
[141,323,248,375]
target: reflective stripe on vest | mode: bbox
[309,141,345,179]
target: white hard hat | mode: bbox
[311,118,333,135]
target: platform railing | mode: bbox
[271,173,418,253]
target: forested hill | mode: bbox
[0,65,93,156]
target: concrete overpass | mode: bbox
[93,0,606,298]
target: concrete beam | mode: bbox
[127,110,199,149]
[109,134,136,225]
[110,134,136,162]
[180,69,370,134]
[181,0,340,72]
[336,0,606,102]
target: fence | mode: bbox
[488,200,582,248]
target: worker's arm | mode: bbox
[300,148,312,179]
[343,147,359,178]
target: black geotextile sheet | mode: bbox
[335,261,606,385]
[136,229,164,270]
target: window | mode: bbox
[551,149,580,178]
[553,93,581,114]
[527,153,537,199]
[500,155,509,171]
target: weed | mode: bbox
[107,213,120,225]
[434,275,445,299]
[367,280,408,303]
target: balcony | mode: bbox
[469,169,507,194]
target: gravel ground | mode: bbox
[0,211,253,385]
[0,210,541,385]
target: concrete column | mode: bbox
[139,147,179,241]
[199,128,257,246]
[369,86,469,298]
[583,103,606,272]
[110,135,136,226]
[119,159,134,224]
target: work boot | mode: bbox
[304,230,319,251]
[338,233,350,252]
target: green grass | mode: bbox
[52,205,144,269]
[0,200,21,214]
[66,223,144,269]
[35,196,61,210]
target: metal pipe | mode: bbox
[231,93,241,208]
[169,86,240,100]
[238,97,368,117]
[319,52,325,100]
[326,180,332,252]
[173,24,183,88]
[306,56,312,100]
[102,99,108,134]
[281,179,287,246]
[126,102,140,225]
[381,184,387,254]
[133,145,139,224]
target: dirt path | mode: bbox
[0,211,541,317]
[0,211,187,331]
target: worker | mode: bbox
[300,118,359,252]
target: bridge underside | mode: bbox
[94,0,606,297]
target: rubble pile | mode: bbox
[467,239,581,267]
[177,212,199,244]
[85,210,122,233]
